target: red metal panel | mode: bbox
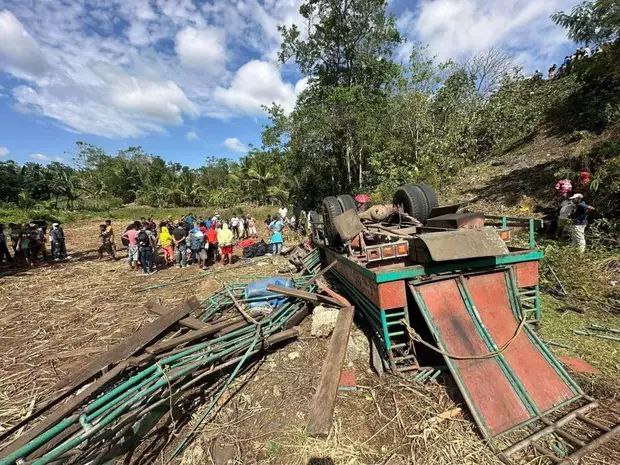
[465,272,576,413]
[513,261,539,288]
[378,281,406,310]
[417,280,530,436]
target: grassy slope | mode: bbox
[443,125,620,396]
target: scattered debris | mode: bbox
[338,368,357,392]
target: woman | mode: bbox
[217,223,234,265]
[269,217,285,255]
[158,221,174,265]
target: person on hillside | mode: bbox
[0,224,12,264]
[172,222,188,268]
[217,223,234,265]
[50,222,68,260]
[269,216,285,255]
[557,198,575,238]
[104,220,116,255]
[158,221,174,265]
[548,64,556,79]
[98,223,117,260]
[122,224,140,270]
[206,222,218,263]
[137,224,155,275]
[568,193,595,253]
[554,178,573,197]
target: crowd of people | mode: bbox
[0,221,68,266]
[542,42,612,81]
[0,208,310,273]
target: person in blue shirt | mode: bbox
[269,217,285,254]
[569,193,595,253]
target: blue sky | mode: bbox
[0,0,581,168]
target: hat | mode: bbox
[569,193,583,200]
[52,222,59,227]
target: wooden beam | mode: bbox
[0,298,198,452]
[265,285,342,307]
[307,305,355,437]
[148,297,205,330]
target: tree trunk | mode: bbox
[358,147,363,188]
[345,140,352,188]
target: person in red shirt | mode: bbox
[122,224,139,269]
[206,223,218,263]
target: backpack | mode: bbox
[137,230,150,247]
[242,240,269,258]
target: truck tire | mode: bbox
[393,184,429,221]
[322,196,343,246]
[417,183,439,216]
[337,194,356,212]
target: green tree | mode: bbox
[552,0,620,46]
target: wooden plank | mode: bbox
[265,285,342,307]
[148,297,205,330]
[307,305,355,437]
[0,298,197,453]
[146,315,245,354]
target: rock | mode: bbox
[311,305,339,337]
[288,351,300,360]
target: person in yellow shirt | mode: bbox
[158,222,174,265]
[217,223,234,265]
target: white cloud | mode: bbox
[29,153,63,163]
[176,26,227,72]
[401,0,581,71]
[214,60,305,115]
[0,10,48,78]
[0,1,306,138]
[186,130,199,141]
[0,146,8,157]
[224,137,247,153]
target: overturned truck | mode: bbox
[312,184,620,464]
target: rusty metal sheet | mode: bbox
[412,278,531,436]
[464,272,578,413]
[415,229,509,262]
[513,261,539,288]
[332,208,364,241]
[411,271,581,438]
[378,281,406,310]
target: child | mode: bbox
[98,224,116,259]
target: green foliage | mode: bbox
[551,0,620,46]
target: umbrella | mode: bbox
[355,193,370,203]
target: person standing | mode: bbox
[122,224,140,270]
[247,216,257,238]
[50,222,68,260]
[98,224,117,260]
[206,222,218,263]
[104,220,117,255]
[269,217,285,255]
[230,216,240,239]
[19,227,32,266]
[137,225,154,275]
[0,224,12,264]
[569,193,595,253]
[158,222,174,265]
[172,222,188,268]
[217,223,234,265]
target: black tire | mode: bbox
[322,196,343,245]
[337,194,356,212]
[393,184,429,221]
[417,183,439,215]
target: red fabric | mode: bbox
[238,238,257,248]
[200,225,208,235]
[354,193,370,203]
[221,245,233,255]
[578,170,591,185]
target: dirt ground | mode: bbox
[0,215,619,463]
